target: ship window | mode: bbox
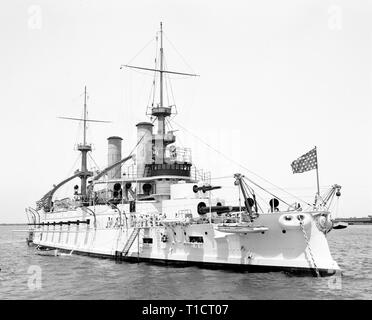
[189,236,203,243]
[143,238,153,244]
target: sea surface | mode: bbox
[0,224,371,300]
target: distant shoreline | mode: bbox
[0,223,28,226]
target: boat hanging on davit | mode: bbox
[26,22,343,277]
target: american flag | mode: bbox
[291,147,318,174]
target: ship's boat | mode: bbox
[35,247,60,257]
[332,221,348,229]
[26,23,343,277]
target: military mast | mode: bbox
[123,22,199,167]
[122,23,200,201]
[152,22,173,164]
[58,86,111,201]
[77,86,92,199]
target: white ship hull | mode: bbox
[30,204,340,276]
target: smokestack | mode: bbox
[107,136,122,180]
[136,122,153,177]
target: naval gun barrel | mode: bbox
[198,205,246,215]
[193,185,222,193]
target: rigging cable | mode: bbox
[163,32,196,74]
[128,117,157,156]
[149,33,160,114]
[124,36,156,66]
[243,176,291,207]
[334,196,340,218]
[88,153,101,171]
[163,57,171,107]
[54,153,81,199]
[166,55,178,117]
[169,118,312,207]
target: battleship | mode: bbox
[25,23,342,277]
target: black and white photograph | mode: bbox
[0,0,371,308]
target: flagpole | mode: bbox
[315,146,320,202]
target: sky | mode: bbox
[0,0,372,223]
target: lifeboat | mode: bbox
[332,221,348,229]
[35,247,60,256]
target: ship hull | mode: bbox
[30,205,340,277]
[30,245,336,277]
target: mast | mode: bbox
[152,21,170,163]
[83,86,87,145]
[77,86,92,199]
[57,87,110,203]
[315,146,320,197]
[159,22,164,110]
[156,22,166,138]
[121,23,199,168]
[122,22,199,143]
[315,145,321,207]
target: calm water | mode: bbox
[0,224,371,300]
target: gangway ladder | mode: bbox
[121,228,141,257]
